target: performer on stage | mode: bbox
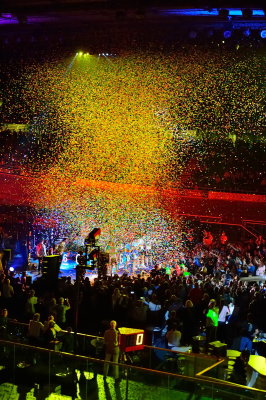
[36,239,47,273]
[54,238,67,267]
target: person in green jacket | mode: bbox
[206,299,219,344]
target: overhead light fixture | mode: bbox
[223,30,232,39]
[260,30,266,39]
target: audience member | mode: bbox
[206,299,219,344]
[230,350,250,386]
[28,313,44,345]
[166,322,182,349]
[103,320,120,383]
[56,297,70,328]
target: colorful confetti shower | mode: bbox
[1,46,265,253]
[22,52,175,185]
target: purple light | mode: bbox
[0,15,56,25]
[0,17,18,25]
[188,30,198,39]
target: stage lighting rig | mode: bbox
[87,248,99,269]
[84,228,101,247]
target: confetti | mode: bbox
[0,46,265,257]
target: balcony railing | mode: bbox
[0,338,266,400]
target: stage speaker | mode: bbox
[42,255,60,281]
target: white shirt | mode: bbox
[145,301,161,311]
[256,265,265,276]
[218,305,230,322]
[219,304,234,322]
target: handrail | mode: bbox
[177,213,221,220]
[0,338,265,394]
[192,219,259,239]
[144,344,218,360]
[8,320,215,361]
[8,320,101,339]
[243,219,266,226]
[187,185,266,196]
[8,320,217,360]
[196,358,225,376]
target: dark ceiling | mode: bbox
[2,0,266,14]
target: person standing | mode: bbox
[56,297,70,328]
[36,240,47,273]
[25,289,38,320]
[0,308,9,338]
[220,231,228,246]
[230,350,250,386]
[203,230,213,248]
[54,238,67,268]
[206,299,219,344]
[28,313,44,345]
[103,320,120,383]
[2,278,14,310]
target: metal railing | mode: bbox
[4,321,218,376]
[0,338,265,400]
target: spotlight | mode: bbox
[84,228,101,246]
[260,30,266,39]
[223,30,232,39]
[9,267,14,272]
[243,28,251,37]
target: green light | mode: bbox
[78,51,83,56]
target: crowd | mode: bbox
[181,139,266,194]
[0,230,265,358]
